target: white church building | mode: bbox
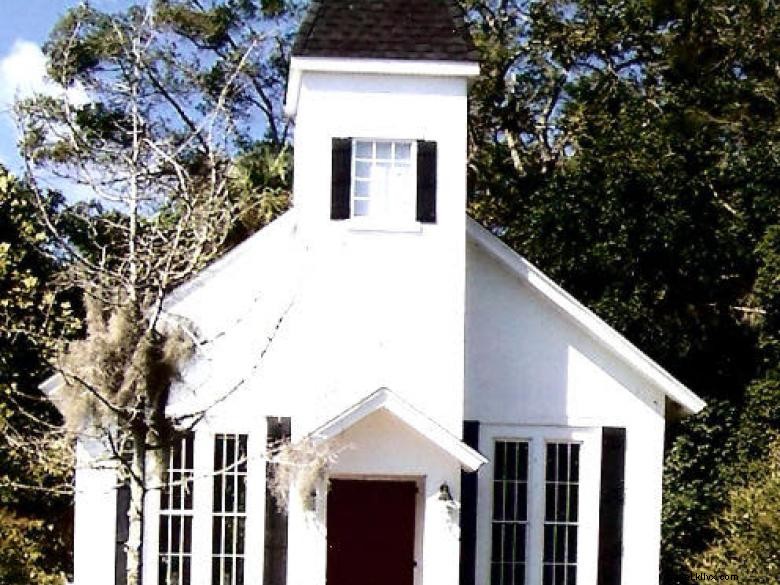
[55,1,706,585]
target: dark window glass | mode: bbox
[158,434,194,585]
[542,442,580,585]
[490,440,529,585]
[212,434,248,585]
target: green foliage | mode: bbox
[691,437,780,582]
[0,508,68,585]
[662,401,741,582]
[225,141,292,247]
[755,225,780,364]
[461,1,780,581]
[0,166,77,583]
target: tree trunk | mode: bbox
[126,433,146,585]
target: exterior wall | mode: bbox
[281,70,469,435]
[165,71,470,438]
[287,410,462,585]
[72,440,118,585]
[465,241,667,585]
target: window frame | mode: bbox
[158,433,195,585]
[490,439,531,585]
[477,425,602,585]
[211,433,249,585]
[541,441,581,585]
[348,138,419,229]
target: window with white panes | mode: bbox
[211,434,248,585]
[351,139,415,221]
[159,433,195,585]
[491,440,529,585]
[542,443,580,585]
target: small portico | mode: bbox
[285,388,486,585]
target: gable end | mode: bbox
[466,217,706,415]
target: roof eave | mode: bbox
[40,372,65,398]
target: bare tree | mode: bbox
[15,2,294,583]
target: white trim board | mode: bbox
[466,216,706,415]
[309,388,487,472]
[285,56,480,118]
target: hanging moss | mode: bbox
[55,294,193,473]
[266,437,341,513]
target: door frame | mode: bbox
[326,474,426,585]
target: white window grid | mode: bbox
[491,440,530,585]
[211,434,248,585]
[159,434,195,585]
[542,442,580,585]
[350,139,415,220]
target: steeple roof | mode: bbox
[292,0,478,62]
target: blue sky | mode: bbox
[0,1,131,171]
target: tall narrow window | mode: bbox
[491,440,529,585]
[159,434,195,585]
[351,139,414,221]
[212,434,248,585]
[543,443,580,585]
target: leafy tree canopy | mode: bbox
[0,165,77,585]
[462,1,780,582]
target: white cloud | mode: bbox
[0,40,92,191]
[0,39,88,109]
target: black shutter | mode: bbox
[597,427,627,585]
[459,420,480,585]
[264,417,292,585]
[416,140,437,223]
[114,483,130,585]
[331,138,352,220]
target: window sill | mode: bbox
[347,219,423,233]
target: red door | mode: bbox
[326,479,417,585]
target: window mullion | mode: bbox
[529,438,544,585]
[350,139,413,221]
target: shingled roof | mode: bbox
[292,0,478,62]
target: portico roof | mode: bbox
[308,388,487,472]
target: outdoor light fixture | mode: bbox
[438,482,453,503]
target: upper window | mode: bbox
[351,139,415,221]
[330,138,437,224]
